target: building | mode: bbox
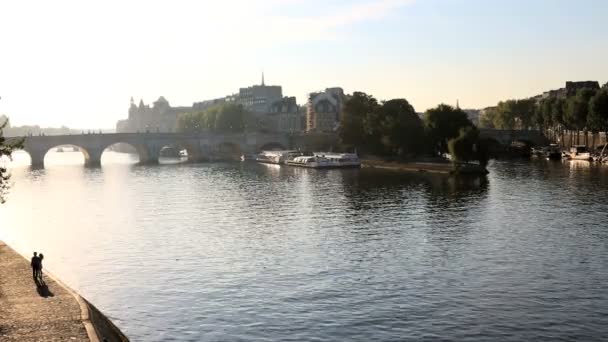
[116,97,193,133]
[116,74,305,134]
[306,87,345,132]
[537,81,601,101]
[265,96,302,133]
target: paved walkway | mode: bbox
[0,241,90,341]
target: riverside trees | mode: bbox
[177,103,247,133]
[1,117,22,203]
[339,93,425,157]
[339,92,486,164]
[479,85,608,147]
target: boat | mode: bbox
[544,144,562,160]
[285,152,361,169]
[159,146,182,158]
[314,152,361,168]
[565,145,593,161]
[530,147,544,157]
[285,155,332,168]
[255,150,300,164]
[240,153,257,162]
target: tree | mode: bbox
[1,117,22,203]
[424,104,473,154]
[492,101,514,129]
[339,92,379,152]
[589,89,608,132]
[447,126,479,163]
[373,99,423,156]
[479,107,498,128]
[514,98,536,129]
[176,103,247,133]
[565,88,596,144]
[176,112,205,133]
[214,103,246,132]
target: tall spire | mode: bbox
[261,71,265,86]
[456,99,460,109]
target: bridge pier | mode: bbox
[25,149,46,169]
[137,145,159,165]
[185,144,206,163]
[83,148,103,167]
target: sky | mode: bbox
[1,0,607,129]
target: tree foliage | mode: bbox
[423,104,473,154]
[340,94,488,164]
[177,103,247,133]
[479,99,537,130]
[565,88,596,132]
[448,126,479,163]
[339,91,378,149]
[373,99,423,156]
[588,89,608,132]
[1,117,23,203]
[340,94,423,156]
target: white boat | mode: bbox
[284,155,332,168]
[255,150,299,164]
[314,152,361,168]
[285,152,361,169]
[566,145,593,161]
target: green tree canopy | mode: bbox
[588,89,608,132]
[448,126,478,163]
[565,88,596,131]
[1,118,22,203]
[424,104,473,154]
[177,103,247,133]
[373,99,423,156]
[339,92,379,151]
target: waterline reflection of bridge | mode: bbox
[15,132,307,168]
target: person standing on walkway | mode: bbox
[30,252,40,279]
[37,253,44,281]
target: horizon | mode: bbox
[1,0,608,128]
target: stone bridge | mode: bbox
[479,129,548,147]
[14,132,292,167]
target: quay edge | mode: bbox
[0,240,129,342]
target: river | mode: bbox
[1,151,608,341]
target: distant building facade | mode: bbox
[117,97,193,133]
[536,81,601,101]
[117,75,304,134]
[306,87,345,132]
[265,96,302,133]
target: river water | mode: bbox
[1,151,608,341]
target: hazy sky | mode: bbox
[1,0,607,128]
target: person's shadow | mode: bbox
[33,275,54,298]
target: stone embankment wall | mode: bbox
[0,241,129,341]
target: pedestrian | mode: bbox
[30,252,40,279]
[37,253,44,281]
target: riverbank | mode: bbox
[361,158,488,175]
[0,241,128,341]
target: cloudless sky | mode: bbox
[1,0,607,128]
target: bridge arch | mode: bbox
[23,144,93,168]
[101,142,142,165]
